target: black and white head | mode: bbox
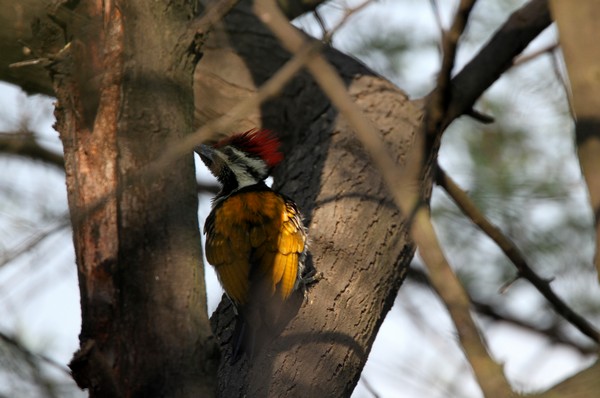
[196,129,283,196]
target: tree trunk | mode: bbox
[43,1,218,396]
[195,1,420,396]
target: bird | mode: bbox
[196,128,309,362]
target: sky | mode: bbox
[1,0,599,397]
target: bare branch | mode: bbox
[535,360,600,398]
[0,331,71,377]
[428,0,445,37]
[359,375,382,398]
[445,0,552,128]
[0,132,64,169]
[0,220,67,272]
[436,166,600,343]
[197,181,220,194]
[411,209,512,396]
[277,0,328,19]
[472,300,597,355]
[408,268,598,355]
[425,0,477,143]
[186,0,240,39]
[322,0,376,43]
[512,42,558,66]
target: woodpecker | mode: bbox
[196,129,308,362]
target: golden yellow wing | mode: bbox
[205,188,306,306]
[205,225,251,305]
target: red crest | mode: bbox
[215,129,283,168]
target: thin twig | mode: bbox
[466,108,494,124]
[185,0,240,38]
[197,181,220,194]
[425,0,477,143]
[445,0,552,129]
[512,42,558,66]
[436,165,600,343]
[429,0,446,37]
[322,0,376,43]
[472,300,597,355]
[0,221,68,272]
[360,375,381,398]
[0,132,64,169]
[0,331,72,377]
[408,268,597,355]
[9,58,46,68]
[313,9,328,41]
[253,0,513,396]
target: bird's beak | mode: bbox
[195,144,214,167]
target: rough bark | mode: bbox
[42,1,217,397]
[196,1,419,396]
[550,0,600,282]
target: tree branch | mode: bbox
[535,360,600,398]
[0,132,64,169]
[321,0,376,43]
[411,209,513,396]
[186,0,328,48]
[436,166,600,343]
[408,268,598,355]
[425,0,477,143]
[445,0,552,129]
[472,300,597,355]
[276,0,328,19]
[550,0,600,283]
[512,43,558,66]
[186,0,240,41]
[0,330,71,376]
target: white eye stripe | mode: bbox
[214,146,269,190]
[228,147,268,177]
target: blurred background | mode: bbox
[1,0,598,397]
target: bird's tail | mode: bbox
[230,300,283,364]
[230,314,254,364]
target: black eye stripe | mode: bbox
[220,166,238,194]
[225,147,268,179]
